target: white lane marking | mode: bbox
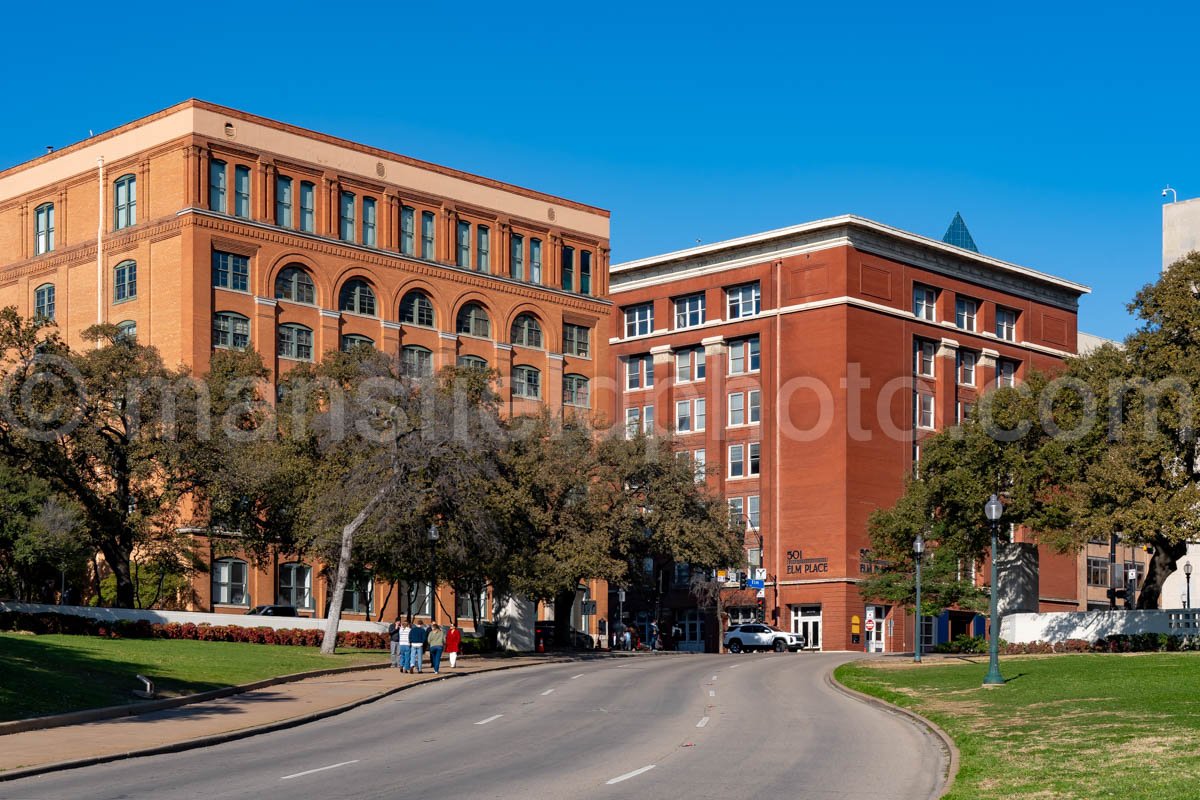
[709,690,716,697]
[606,765,656,784]
[729,664,740,669]
[280,760,359,780]
[571,674,585,679]
[541,688,555,696]
[696,716,710,728]
[474,714,503,725]
[711,675,718,680]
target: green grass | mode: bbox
[0,633,386,722]
[836,653,1200,799]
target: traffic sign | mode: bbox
[755,588,765,598]
[746,579,765,589]
[864,618,876,632]
[865,606,876,621]
[754,568,767,581]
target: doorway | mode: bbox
[789,605,822,650]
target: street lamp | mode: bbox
[1185,561,1193,610]
[428,524,439,623]
[983,495,1005,687]
[914,533,924,664]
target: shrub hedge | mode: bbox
[0,610,387,650]
[931,631,1200,655]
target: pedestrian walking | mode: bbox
[622,627,631,651]
[408,618,427,673]
[388,617,402,667]
[427,623,446,674]
[446,624,462,669]
[397,619,412,671]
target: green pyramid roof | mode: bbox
[942,212,979,253]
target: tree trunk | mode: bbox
[376,580,396,622]
[1136,536,1189,609]
[553,589,575,646]
[104,543,137,608]
[320,487,388,654]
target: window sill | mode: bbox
[214,286,251,295]
[112,296,137,306]
[278,354,314,363]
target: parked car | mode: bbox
[723,623,805,653]
[534,621,594,649]
[246,604,299,616]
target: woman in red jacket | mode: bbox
[445,624,462,669]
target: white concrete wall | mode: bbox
[1163,197,1200,271]
[495,596,535,652]
[1158,545,1200,610]
[1001,609,1200,643]
[0,601,388,634]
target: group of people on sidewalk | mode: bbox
[387,618,462,674]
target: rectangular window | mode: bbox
[234,165,251,218]
[339,191,356,242]
[727,283,761,319]
[477,226,490,272]
[748,442,760,476]
[693,449,706,481]
[958,351,977,385]
[747,495,760,529]
[563,323,590,357]
[996,307,1017,341]
[915,340,935,377]
[729,337,760,374]
[400,206,415,256]
[748,390,760,423]
[674,293,706,329]
[530,238,543,283]
[695,398,706,431]
[35,285,55,321]
[212,250,250,292]
[956,401,974,424]
[421,211,435,259]
[997,359,1017,388]
[625,355,654,390]
[624,303,654,337]
[362,197,377,247]
[676,400,692,432]
[913,284,937,321]
[510,234,524,280]
[916,393,935,429]
[955,297,977,332]
[34,204,54,254]
[676,349,692,382]
[275,176,293,228]
[457,221,471,267]
[561,246,574,291]
[729,444,745,478]
[625,407,640,439]
[114,175,137,230]
[729,497,745,527]
[1087,557,1109,587]
[208,161,226,213]
[114,262,137,302]
[643,405,655,435]
[299,181,315,232]
[729,392,745,426]
[580,250,592,295]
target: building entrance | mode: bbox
[790,605,821,650]
[866,605,888,652]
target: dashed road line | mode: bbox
[571,674,585,680]
[696,716,710,728]
[709,690,716,697]
[606,765,656,785]
[280,760,359,781]
[540,689,555,696]
[474,714,503,725]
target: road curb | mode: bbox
[0,656,573,783]
[824,661,960,800]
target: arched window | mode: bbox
[34,203,54,254]
[513,365,541,399]
[279,563,313,609]
[456,303,491,338]
[401,345,433,378]
[278,323,313,361]
[511,313,543,348]
[275,265,315,304]
[116,320,137,341]
[400,290,435,327]
[114,260,137,302]
[341,334,375,352]
[213,312,250,350]
[212,557,248,605]
[34,283,56,321]
[114,174,137,229]
[563,374,590,407]
[339,279,376,316]
[457,355,488,371]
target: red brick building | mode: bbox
[608,216,1090,652]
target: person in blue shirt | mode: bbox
[408,619,428,673]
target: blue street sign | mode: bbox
[746,579,765,589]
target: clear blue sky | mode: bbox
[3,1,1195,341]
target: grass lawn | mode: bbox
[0,633,386,722]
[836,653,1200,800]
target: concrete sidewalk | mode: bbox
[0,654,563,780]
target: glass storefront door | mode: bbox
[789,605,821,650]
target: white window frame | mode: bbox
[916,393,935,429]
[729,392,745,426]
[913,285,937,321]
[996,307,1017,342]
[643,405,655,435]
[624,303,654,338]
[729,444,745,478]
[692,449,706,481]
[674,293,706,329]
[676,399,692,432]
[955,297,977,332]
[958,351,976,386]
[748,390,760,424]
[747,495,760,529]
[748,442,760,476]
[915,340,935,377]
[694,398,706,431]
[625,407,641,439]
[997,360,1017,388]
[625,355,654,391]
[726,283,761,319]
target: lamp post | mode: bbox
[427,524,439,623]
[914,533,924,663]
[1185,562,1193,610]
[983,495,1005,686]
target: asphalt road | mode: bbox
[1,652,945,800]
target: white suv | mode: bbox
[723,624,805,653]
